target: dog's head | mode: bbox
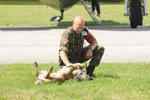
[73,69,91,81]
[77,73,91,81]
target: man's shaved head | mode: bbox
[72,16,85,34]
[73,16,85,25]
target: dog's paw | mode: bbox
[35,80,43,85]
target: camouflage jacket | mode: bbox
[59,26,98,65]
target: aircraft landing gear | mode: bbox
[50,9,64,22]
[129,0,142,28]
[124,0,148,28]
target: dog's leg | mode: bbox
[34,61,39,77]
[35,79,43,85]
[45,67,65,81]
[45,67,53,79]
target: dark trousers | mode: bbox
[91,0,100,14]
[79,45,104,66]
[80,45,105,76]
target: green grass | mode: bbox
[0,63,150,100]
[0,1,150,26]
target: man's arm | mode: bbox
[60,51,84,67]
[84,30,99,58]
[59,50,72,66]
[59,29,73,66]
[85,32,98,50]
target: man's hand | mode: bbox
[66,63,74,67]
[73,63,85,69]
[86,48,93,59]
[67,63,84,69]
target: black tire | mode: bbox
[129,0,143,28]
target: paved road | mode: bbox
[0,26,150,64]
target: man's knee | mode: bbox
[98,46,105,54]
[93,45,105,56]
[89,46,105,67]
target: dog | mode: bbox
[34,62,91,84]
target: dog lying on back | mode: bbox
[34,62,91,84]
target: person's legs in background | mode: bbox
[91,0,96,13]
[94,0,100,17]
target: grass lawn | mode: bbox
[0,1,150,26]
[0,63,150,100]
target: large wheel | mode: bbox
[129,0,143,28]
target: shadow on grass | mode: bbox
[96,72,120,79]
[56,20,150,31]
[57,20,128,26]
[101,20,128,25]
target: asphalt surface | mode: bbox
[0,26,150,64]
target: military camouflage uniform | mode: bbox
[59,26,104,68]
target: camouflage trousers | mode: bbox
[59,45,105,67]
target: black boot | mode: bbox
[86,65,96,77]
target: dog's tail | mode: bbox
[45,67,53,79]
[34,61,39,77]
